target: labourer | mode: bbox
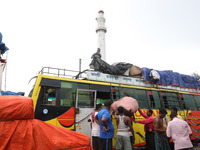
[171,107,182,120]
[90,103,102,150]
[134,108,155,150]
[91,48,101,59]
[166,112,193,150]
[115,106,134,150]
[149,69,160,88]
[95,101,114,150]
[154,108,171,150]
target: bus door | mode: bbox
[34,78,61,123]
[75,89,96,139]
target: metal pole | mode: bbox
[79,59,81,73]
[4,52,8,91]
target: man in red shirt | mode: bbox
[134,108,155,150]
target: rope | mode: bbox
[4,51,8,91]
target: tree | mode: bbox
[191,72,200,81]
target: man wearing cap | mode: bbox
[154,108,171,150]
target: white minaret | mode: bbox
[96,10,107,61]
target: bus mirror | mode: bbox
[75,108,79,114]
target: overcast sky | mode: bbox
[1,0,200,95]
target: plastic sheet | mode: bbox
[142,67,200,89]
[90,56,133,75]
[111,96,139,115]
[0,95,93,150]
[0,32,9,54]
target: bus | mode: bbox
[29,67,200,148]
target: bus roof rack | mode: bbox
[38,67,94,79]
[38,67,200,94]
[38,67,80,78]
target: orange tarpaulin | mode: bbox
[0,95,93,150]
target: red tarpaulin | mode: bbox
[0,95,93,150]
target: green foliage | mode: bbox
[191,72,200,80]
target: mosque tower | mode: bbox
[96,10,107,61]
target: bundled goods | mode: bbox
[111,96,139,116]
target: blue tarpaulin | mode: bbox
[142,67,200,89]
[0,32,9,54]
[1,91,24,96]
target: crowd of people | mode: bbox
[90,101,193,150]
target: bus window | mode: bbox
[123,88,148,109]
[90,84,111,105]
[148,91,155,108]
[96,91,111,105]
[123,87,132,97]
[60,81,77,106]
[182,94,197,110]
[112,86,123,101]
[77,90,94,107]
[77,83,94,107]
[160,92,168,109]
[165,92,180,109]
[160,92,180,109]
[136,89,148,109]
[96,99,107,105]
[149,91,161,109]
[41,87,56,105]
[179,94,186,109]
[194,95,200,110]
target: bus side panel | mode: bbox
[185,110,200,140]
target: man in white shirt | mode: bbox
[166,113,193,150]
[149,69,160,88]
[90,103,102,150]
[115,106,134,150]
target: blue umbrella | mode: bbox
[0,32,9,54]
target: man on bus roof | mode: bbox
[91,48,101,59]
[149,69,160,88]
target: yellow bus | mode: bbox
[29,67,200,148]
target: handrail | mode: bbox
[38,67,80,78]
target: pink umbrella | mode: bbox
[111,96,139,115]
